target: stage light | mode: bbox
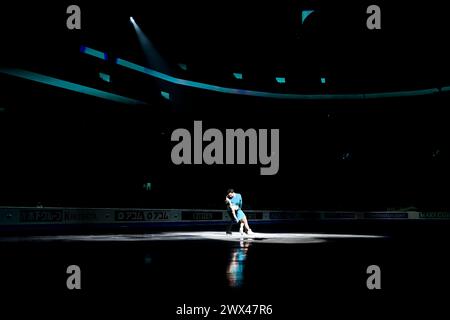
[161,91,170,100]
[233,73,243,80]
[178,63,187,71]
[143,182,152,191]
[99,72,111,83]
[129,15,170,75]
[301,10,315,24]
[275,77,286,84]
[321,77,326,84]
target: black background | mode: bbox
[1,1,450,318]
[1,1,450,210]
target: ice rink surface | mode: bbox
[0,223,448,317]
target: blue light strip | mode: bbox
[364,88,439,99]
[0,68,146,105]
[80,46,108,60]
[115,57,360,100]
[79,45,445,101]
[116,57,443,100]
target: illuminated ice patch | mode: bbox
[0,232,384,244]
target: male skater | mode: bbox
[225,189,253,235]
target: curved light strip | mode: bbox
[0,68,146,105]
[116,57,364,100]
[80,46,444,100]
[115,57,441,100]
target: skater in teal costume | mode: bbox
[225,189,253,235]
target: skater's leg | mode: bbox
[226,209,237,234]
[241,216,253,234]
[226,220,233,234]
[239,221,244,235]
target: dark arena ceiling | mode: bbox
[0,0,449,210]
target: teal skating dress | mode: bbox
[228,193,245,221]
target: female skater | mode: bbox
[225,189,253,235]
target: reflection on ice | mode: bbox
[227,240,251,288]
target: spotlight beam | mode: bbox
[129,16,170,74]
